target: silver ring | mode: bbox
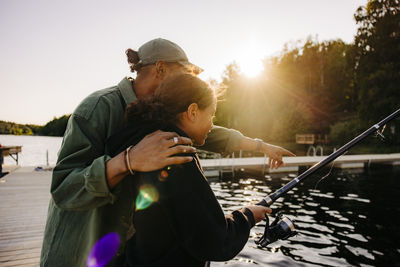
[173,137,178,144]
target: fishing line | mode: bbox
[256,160,337,248]
[299,123,389,207]
[298,160,336,207]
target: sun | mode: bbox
[226,39,267,78]
[237,57,264,78]
[233,41,265,78]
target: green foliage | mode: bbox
[354,0,400,126]
[26,124,42,134]
[0,120,35,135]
[215,0,399,149]
[0,115,70,136]
[329,118,362,144]
[37,115,71,136]
[217,38,356,143]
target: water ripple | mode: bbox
[209,168,400,266]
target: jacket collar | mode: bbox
[118,76,137,106]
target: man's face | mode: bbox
[134,65,158,98]
[134,63,193,99]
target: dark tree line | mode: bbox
[354,0,400,125]
[0,115,70,136]
[215,0,400,147]
[38,115,70,136]
[0,120,36,135]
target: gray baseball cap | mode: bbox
[137,38,203,74]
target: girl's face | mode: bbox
[180,100,216,146]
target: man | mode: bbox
[40,38,294,267]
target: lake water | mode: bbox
[1,135,399,266]
[211,167,400,266]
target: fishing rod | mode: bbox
[255,108,400,247]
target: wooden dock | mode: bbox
[1,146,22,165]
[0,153,399,266]
[0,167,51,267]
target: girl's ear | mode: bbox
[186,103,199,122]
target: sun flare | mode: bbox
[237,57,264,78]
[233,41,265,78]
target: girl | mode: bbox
[106,73,269,267]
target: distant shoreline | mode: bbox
[0,115,70,137]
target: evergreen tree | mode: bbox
[354,0,400,125]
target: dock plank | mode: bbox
[200,153,400,173]
[0,167,51,267]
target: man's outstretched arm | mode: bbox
[201,125,295,168]
[236,135,295,169]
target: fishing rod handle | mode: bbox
[257,197,272,207]
[256,174,305,207]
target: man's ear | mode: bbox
[186,103,199,122]
[155,61,167,79]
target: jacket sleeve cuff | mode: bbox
[84,155,117,203]
[243,208,255,228]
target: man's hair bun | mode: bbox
[126,49,140,72]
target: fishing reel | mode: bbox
[255,212,297,247]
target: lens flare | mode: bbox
[135,184,159,211]
[87,232,120,267]
[158,170,169,181]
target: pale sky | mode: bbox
[0,0,367,125]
